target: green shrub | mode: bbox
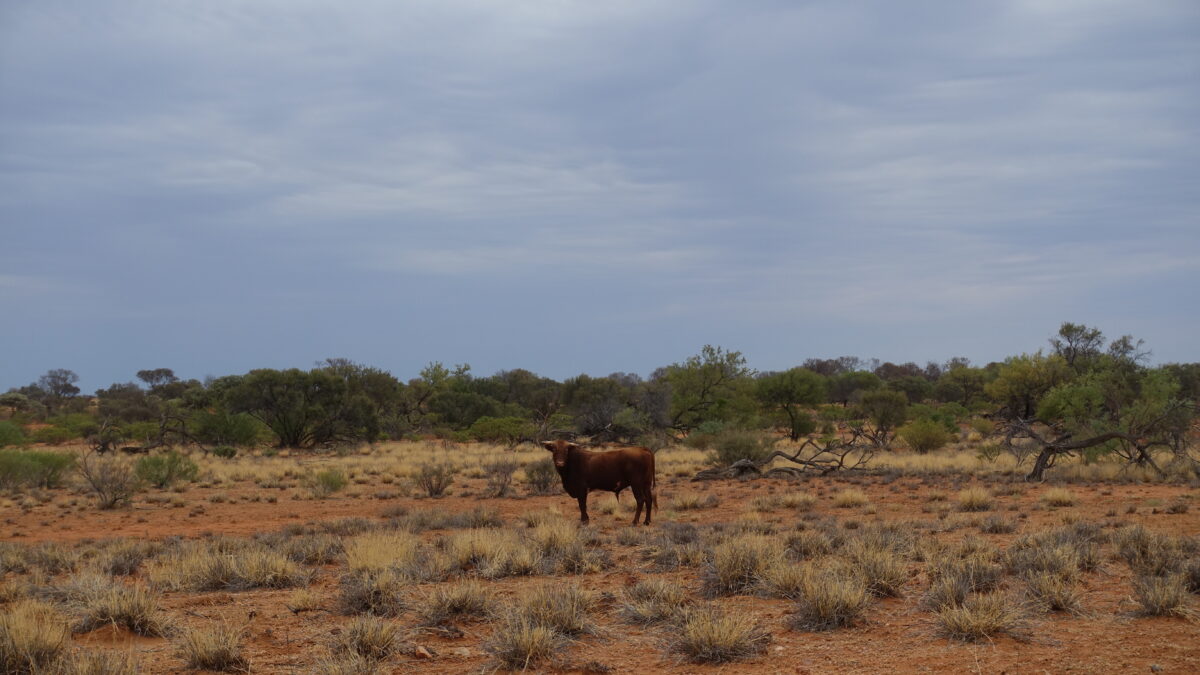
[0,450,75,489]
[44,413,96,437]
[897,418,951,453]
[708,430,774,467]
[30,426,77,444]
[0,422,25,448]
[135,451,199,489]
[190,410,263,447]
[211,445,237,459]
[467,416,535,449]
[309,469,348,498]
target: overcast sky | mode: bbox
[2,1,1197,393]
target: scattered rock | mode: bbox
[449,647,472,658]
[415,645,434,659]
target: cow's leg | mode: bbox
[577,495,589,524]
[644,484,654,525]
[630,486,645,526]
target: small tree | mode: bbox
[755,368,826,440]
[856,389,908,447]
[660,345,755,433]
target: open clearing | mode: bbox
[2,441,1198,674]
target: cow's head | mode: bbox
[541,440,579,468]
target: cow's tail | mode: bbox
[651,450,659,513]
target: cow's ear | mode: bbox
[541,441,556,452]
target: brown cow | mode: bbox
[541,440,657,525]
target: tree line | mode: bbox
[2,323,1197,481]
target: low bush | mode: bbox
[897,418,951,453]
[134,451,198,489]
[415,463,456,498]
[308,469,348,499]
[30,426,77,444]
[0,421,25,448]
[482,460,518,498]
[77,452,139,509]
[0,450,75,489]
[523,459,558,495]
[708,430,775,467]
[210,445,238,459]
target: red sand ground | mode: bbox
[4,472,1199,674]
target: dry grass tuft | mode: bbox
[484,612,565,671]
[670,605,771,664]
[956,487,993,512]
[669,492,719,511]
[1025,571,1083,613]
[286,588,324,613]
[832,489,870,508]
[935,592,1030,642]
[1132,574,1197,619]
[53,648,139,674]
[619,578,689,625]
[787,561,872,631]
[310,652,378,675]
[1115,525,1184,577]
[337,569,410,617]
[846,540,910,598]
[176,620,247,672]
[1041,488,1077,507]
[0,600,69,674]
[332,616,405,661]
[415,581,493,626]
[702,535,784,597]
[780,492,818,511]
[517,583,597,636]
[149,540,309,592]
[73,581,170,637]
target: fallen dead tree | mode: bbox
[692,429,876,481]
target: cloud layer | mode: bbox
[2,1,1197,391]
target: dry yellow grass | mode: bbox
[176,620,247,672]
[0,600,69,674]
[832,488,870,508]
